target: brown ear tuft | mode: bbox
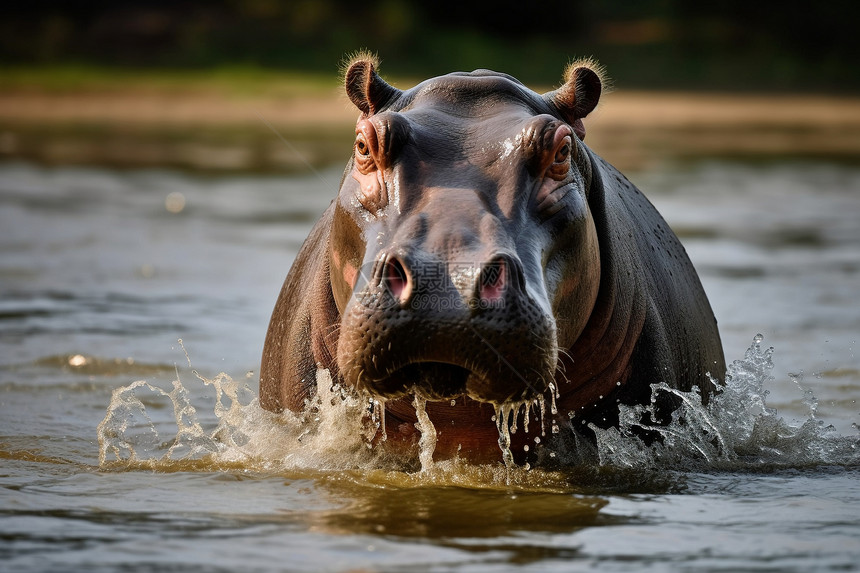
[343,53,402,116]
[545,58,607,139]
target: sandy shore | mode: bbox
[1,87,859,172]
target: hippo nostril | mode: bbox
[383,255,411,304]
[478,257,507,304]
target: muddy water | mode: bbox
[1,159,859,572]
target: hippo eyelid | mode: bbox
[356,136,371,157]
[520,116,574,175]
[555,142,571,163]
[355,120,379,174]
[546,125,574,181]
[355,114,411,172]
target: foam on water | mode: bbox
[97,336,860,484]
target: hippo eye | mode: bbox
[546,132,573,180]
[356,136,371,157]
[554,142,571,164]
[354,129,377,175]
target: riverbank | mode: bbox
[2,67,859,172]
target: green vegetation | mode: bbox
[1,1,857,92]
[0,64,339,97]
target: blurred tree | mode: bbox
[0,0,856,91]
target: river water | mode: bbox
[1,157,859,572]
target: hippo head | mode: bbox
[330,56,603,406]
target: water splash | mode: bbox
[97,370,257,468]
[413,394,437,472]
[98,335,859,481]
[98,368,404,472]
[366,397,387,444]
[588,335,860,470]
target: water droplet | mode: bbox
[534,436,541,444]
[523,444,529,452]
[538,396,546,437]
[523,402,531,433]
[753,333,764,344]
[450,399,456,406]
[378,400,387,442]
[495,405,515,469]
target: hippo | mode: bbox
[260,55,725,465]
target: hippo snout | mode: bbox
[378,252,522,312]
[337,249,557,405]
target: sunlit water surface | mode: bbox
[1,159,859,572]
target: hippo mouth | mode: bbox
[358,361,471,401]
[352,357,548,405]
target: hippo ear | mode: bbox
[545,59,605,140]
[344,54,402,116]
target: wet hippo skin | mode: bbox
[260,55,726,464]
